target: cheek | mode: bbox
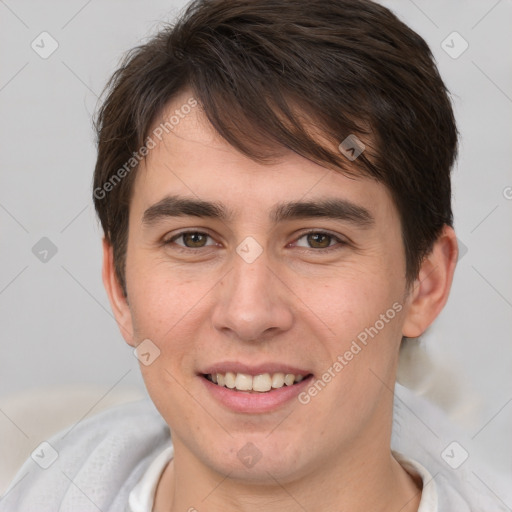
[126,266,206,411]
[305,269,402,339]
[303,271,406,395]
[125,257,208,341]
[303,276,404,407]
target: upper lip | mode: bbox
[200,362,312,377]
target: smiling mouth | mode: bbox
[202,372,313,393]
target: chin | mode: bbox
[196,433,311,484]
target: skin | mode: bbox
[103,90,458,512]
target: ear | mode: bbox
[102,238,136,346]
[402,225,458,338]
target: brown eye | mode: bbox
[306,233,332,249]
[165,231,214,249]
[182,232,208,248]
[292,230,346,253]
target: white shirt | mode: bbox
[129,445,174,512]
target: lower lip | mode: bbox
[200,375,313,414]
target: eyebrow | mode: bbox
[142,194,374,227]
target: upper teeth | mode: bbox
[208,372,305,392]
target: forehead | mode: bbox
[131,92,397,225]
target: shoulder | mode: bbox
[392,383,510,511]
[0,398,171,512]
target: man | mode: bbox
[1,0,507,510]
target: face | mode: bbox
[110,91,418,483]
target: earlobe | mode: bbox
[402,226,459,338]
[101,238,136,346]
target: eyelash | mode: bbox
[163,229,347,254]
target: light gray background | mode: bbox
[1,0,511,489]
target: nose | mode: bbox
[210,246,294,342]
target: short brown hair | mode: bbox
[93,0,458,295]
